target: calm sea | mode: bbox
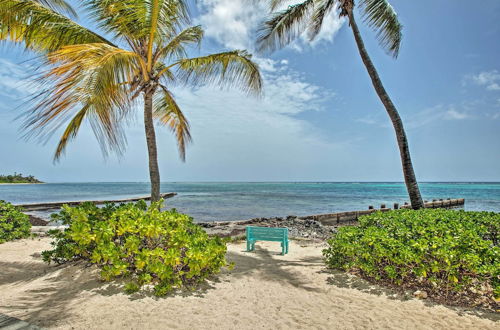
[1,182,499,221]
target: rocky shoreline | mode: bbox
[28,214,48,226]
[200,215,338,240]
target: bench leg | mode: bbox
[246,240,251,252]
[286,241,289,254]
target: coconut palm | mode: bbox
[259,0,423,209]
[0,0,262,202]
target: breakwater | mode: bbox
[301,198,465,226]
[197,198,465,238]
[16,193,177,211]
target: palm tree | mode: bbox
[259,0,423,209]
[0,0,262,202]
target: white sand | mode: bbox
[0,238,498,329]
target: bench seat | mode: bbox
[246,226,289,255]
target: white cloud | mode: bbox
[444,109,470,120]
[355,105,476,130]
[0,59,30,97]
[0,59,43,102]
[254,57,280,72]
[470,70,500,91]
[404,105,473,129]
[355,115,381,125]
[158,64,344,179]
[490,112,500,120]
[196,0,344,52]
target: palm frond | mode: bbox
[257,0,315,53]
[154,86,191,161]
[85,0,152,44]
[53,105,89,159]
[154,25,203,63]
[34,0,77,17]
[269,0,291,11]
[0,0,112,52]
[147,0,161,70]
[358,0,402,57]
[308,0,337,41]
[85,0,189,53]
[22,43,142,159]
[174,50,263,96]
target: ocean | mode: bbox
[1,182,499,222]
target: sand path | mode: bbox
[0,238,498,329]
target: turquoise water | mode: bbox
[0,182,499,221]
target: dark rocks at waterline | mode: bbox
[200,216,337,240]
[28,214,48,226]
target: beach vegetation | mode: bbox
[323,209,500,309]
[0,200,32,243]
[258,0,424,209]
[42,200,228,296]
[0,0,262,202]
[0,173,43,184]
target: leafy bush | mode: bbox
[0,200,31,243]
[323,209,499,308]
[43,200,228,296]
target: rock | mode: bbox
[413,290,428,299]
[200,214,337,240]
[28,215,48,226]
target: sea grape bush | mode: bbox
[323,209,499,307]
[43,200,228,296]
[0,200,31,243]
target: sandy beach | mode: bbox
[0,237,498,329]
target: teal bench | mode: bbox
[246,226,289,255]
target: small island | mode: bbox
[0,173,43,184]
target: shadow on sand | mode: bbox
[0,254,217,327]
[225,245,324,293]
[323,268,500,322]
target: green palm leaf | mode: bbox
[154,87,191,161]
[308,0,336,41]
[175,51,263,95]
[257,0,315,52]
[34,0,77,17]
[154,25,203,63]
[358,0,402,57]
[0,0,112,52]
[23,43,142,159]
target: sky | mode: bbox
[0,0,499,182]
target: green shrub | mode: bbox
[0,200,31,243]
[323,209,499,307]
[43,200,228,296]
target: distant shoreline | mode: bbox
[0,183,45,185]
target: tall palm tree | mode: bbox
[259,0,423,209]
[0,0,262,202]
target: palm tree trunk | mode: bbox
[347,11,424,209]
[144,91,161,202]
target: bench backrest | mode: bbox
[246,226,288,241]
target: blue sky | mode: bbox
[0,0,499,182]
